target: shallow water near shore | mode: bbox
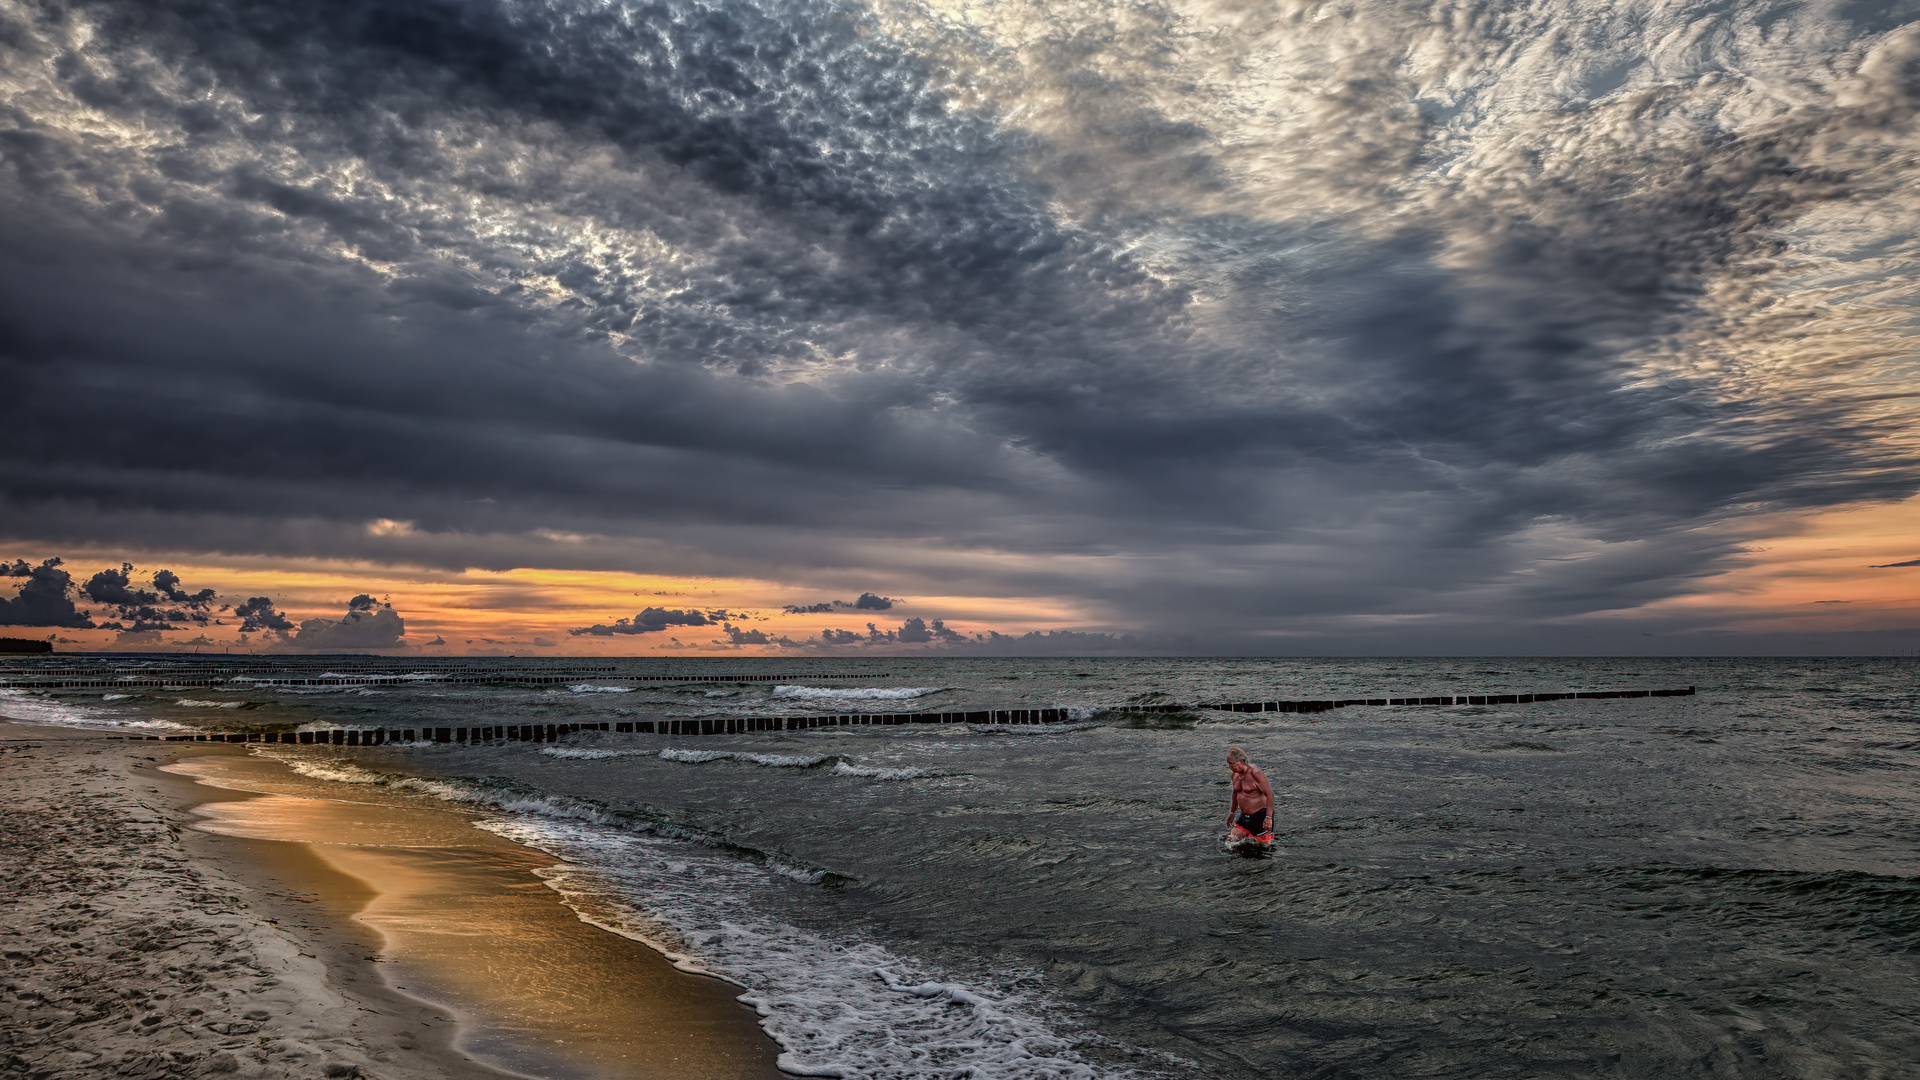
[162,754,786,1080]
[13,656,1920,1078]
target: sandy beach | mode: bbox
[0,717,786,1080]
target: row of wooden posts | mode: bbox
[127,709,1073,743]
[119,687,1695,743]
[1201,686,1696,712]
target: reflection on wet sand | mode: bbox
[164,755,786,1080]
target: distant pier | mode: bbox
[117,686,1696,743]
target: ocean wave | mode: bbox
[659,748,833,768]
[268,751,841,879]
[0,689,190,731]
[568,684,634,693]
[258,745,1148,1076]
[540,744,930,778]
[830,761,933,781]
[175,698,244,708]
[764,858,831,885]
[480,818,1140,1080]
[250,685,384,696]
[271,754,622,826]
[540,747,658,761]
[772,685,949,701]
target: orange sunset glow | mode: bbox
[2,551,1108,655]
[1634,496,1920,640]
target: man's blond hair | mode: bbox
[1227,746,1248,763]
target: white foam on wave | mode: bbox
[270,754,620,826]
[772,685,949,701]
[248,685,383,696]
[659,748,831,768]
[540,745,932,779]
[567,684,633,693]
[540,747,657,761]
[476,817,1142,1080]
[763,858,830,886]
[175,698,244,709]
[830,761,933,781]
[658,748,732,764]
[256,746,1157,1075]
[0,689,190,731]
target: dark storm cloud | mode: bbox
[284,597,405,650]
[569,607,711,636]
[79,566,157,609]
[3,0,1919,648]
[893,616,960,644]
[3,556,222,632]
[782,593,894,613]
[784,616,962,647]
[233,597,295,635]
[0,558,93,628]
[80,563,218,629]
[153,569,217,608]
[723,625,794,646]
[769,617,1155,653]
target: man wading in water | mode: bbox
[1226,746,1274,844]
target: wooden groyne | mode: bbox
[116,686,1695,743]
[1192,686,1697,712]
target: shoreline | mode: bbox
[0,716,787,1080]
[0,718,502,1080]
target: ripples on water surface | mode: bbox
[10,656,1919,1078]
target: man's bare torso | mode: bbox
[1232,762,1271,815]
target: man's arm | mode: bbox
[1253,767,1274,811]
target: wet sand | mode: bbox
[163,754,787,1080]
[0,720,499,1080]
[0,716,787,1080]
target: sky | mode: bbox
[3,0,1919,657]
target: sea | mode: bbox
[3,654,1917,1079]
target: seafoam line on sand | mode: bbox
[482,817,1171,1080]
[261,749,1161,1077]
